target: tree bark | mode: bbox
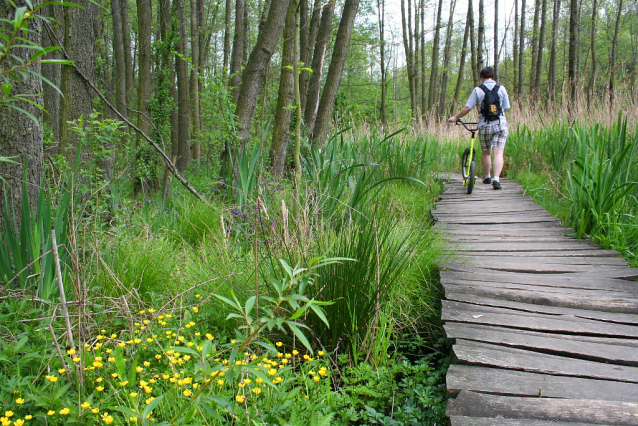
[0,0,43,228]
[568,0,579,107]
[223,0,232,73]
[534,0,547,90]
[518,0,526,95]
[477,0,484,72]
[303,0,335,136]
[41,3,60,144]
[377,0,387,124]
[451,5,470,113]
[401,0,418,119]
[190,0,201,165]
[175,0,191,171]
[469,0,478,86]
[136,0,153,137]
[586,0,598,106]
[111,0,127,116]
[609,0,623,103]
[427,0,443,111]
[121,0,133,101]
[439,0,456,115]
[269,1,296,176]
[230,0,246,104]
[494,0,499,78]
[513,0,518,92]
[235,0,292,150]
[311,0,360,147]
[548,0,560,101]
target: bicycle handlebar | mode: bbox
[454,119,479,132]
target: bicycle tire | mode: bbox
[467,160,476,194]
[461,148,471,181]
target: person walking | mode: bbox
[447,67,511,190]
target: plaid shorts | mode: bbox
[478,121,509,151]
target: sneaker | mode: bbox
[482,177,492,184]
[492,180,502,190]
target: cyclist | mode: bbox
[447,67,511,190]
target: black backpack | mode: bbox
[479,84,502,121]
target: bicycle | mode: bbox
[455,119,479,194]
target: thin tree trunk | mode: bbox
[111,0,127,116]
[518,0,525,95]
[303,0,335,135]
[609,0,623,103]
[529,0,540,93]
[401,0,418,118]
[419,0,425,118]
[235,0,292,150]
[494,0,499,78]
[223,0,232,73]
[377,0,387,124]
[452,6,470,113]
[269,2,296,176]
[477,0,484,72]
[548,0,559,100]
[438,0,456,114]
[513,0,518,92]
[121,0,133,102]
[42,3,61,144]
[586,0,598,107]
[568,0,579,107]
[230,0,246,103]
[534,0,547,90]
[175,0,191,171]
[469,0,478,86]
[136,0,153,137]
[427,0,443,111]
[311,0,361,147]
[190,0,201,166]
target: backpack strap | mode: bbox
[479,83,500,93]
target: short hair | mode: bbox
[480,67,495,79]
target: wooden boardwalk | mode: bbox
[432,175,638,425]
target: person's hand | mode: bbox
[447,116,458,123]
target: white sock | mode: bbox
[493,176,499,182]
[485,174,491,179]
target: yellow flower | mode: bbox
[192,307,199,313]
[162,374,170,380]
[119,381,129,386]
[58,368,66,374]
[47,411,55,416]
[93,361,103,368]
[276,342,283,347]
[217,379,224,385]
[129,416,138,422]
[96,377,103,382]
[144,386,152,394]
[195,294,201,298]
[186,342,194,348]
[143,361,150,367]
[274,377,283,384]
[136,366,143,373]
[146,338,153,343]
[92,408,100,414]
[155,354,162,360]
[129,392,138,398]
[313,376,320,382]
[256,378,263,384]
[206,333,214,340]
[14,420,24,426]
[235,395,245,403]
[252,387,262,395]
[101,413,114,424]
[59,408,70,415]
[108,357,115,363]
[24,415,33,420]
[105,348,112,354]
[134,339,142,344]
[81,402,91,409]
[4,412,13,418]
[45,375,58,383]
[15,398,24,405]
[111,373,119,378]
[67,348,76,356]
[177,336,185,342]
[230,340,236,344]
[96,386,105,392]
[183,355,191,361]
[318,351,325,356]
[292,350,299,356]
[183,390,192,397]
[118,342,126,348]
[145,397,155,404]
[268,369,277,376]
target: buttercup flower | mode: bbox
[4,412,13,418]
[15,398,24,405]
[24,415,33,420]
[59,408,70,415]
[47,411,55,416]
[235,395,245,403]
[45,375,58,383]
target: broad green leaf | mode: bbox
[142,395,164,419]
[286,321,312,353]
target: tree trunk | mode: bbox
[534,0,547,90]
[568,0,579,107]
[377,0,387,124]
[469,0,478,86]
[477,0,484,72]
[190,0,201,166]
[609,0,623,103]
[175,0,191,171]
[586,0,598,107]
[311,0,360,147]
[494,0,498,78]
[438,0,456,114]
[121,0,133,103]
[419,0,425,118]
[513,0,518,92]
[303,0,335,136]
[42,3,61,144]
[235,0,292,150]
[0,0,43,228]
[427,0,443,111]
[59,0,97,162]
[451,5,470,113]
[269,2,296,176]
[529,0,540,93]
[136,0,152,137]
[223,0,232,73]
[548,0,559,100]
[401,0,417,119]
[111,0,127,116]
[230,0,246,103]
[518,0,525,95]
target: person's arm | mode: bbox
[447,106,472,123]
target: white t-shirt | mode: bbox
[465,80,511,126]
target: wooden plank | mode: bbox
[452,251,625,261]
[446,391,638,424]
[446,364,638,402]
[445,293,638,325]
[436,216,560,224]
[444,322,638,365]
[450,416,603,426]
[459,259,625,273]
[442,305,638,337]
[442,283,638,314]
[442,242,603,251]
[451,340,638,383]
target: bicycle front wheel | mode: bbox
[467,160,476,194]
[461,148,472,181]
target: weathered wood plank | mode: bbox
[452,340,638,383]
[450,416,602,426]
[451,252,625,262]
[444,322,638,365]
[447,391,638,425]
[445,293,638,325]
[442,305,638,337]
[446,364,638,402]
[442,242,603,251]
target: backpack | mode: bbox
[479,84,502,121]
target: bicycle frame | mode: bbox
[456,120,479,193]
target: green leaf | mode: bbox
[244,296,256,318]
[112,406,140,419]
[213,293,240,310]
[169,346,200,356]
[286,321,312,354]
[2,83,11,98]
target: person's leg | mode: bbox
[482,149,492,178]
[492,146,504,179]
